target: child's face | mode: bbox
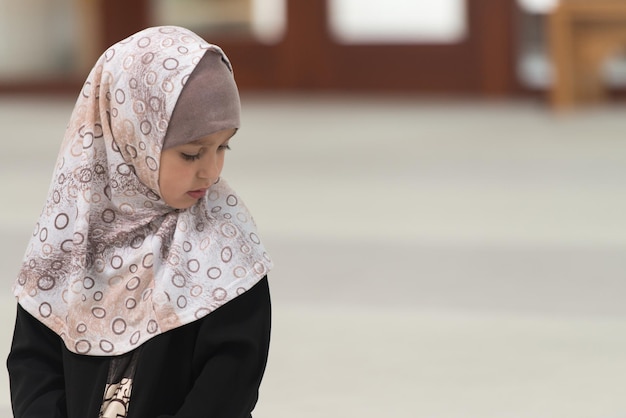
[158,128,236,209]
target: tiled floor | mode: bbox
[1,95,626,417]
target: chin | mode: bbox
[176,202,196,210]
[164,197,197,210]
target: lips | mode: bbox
[187,188,208,199]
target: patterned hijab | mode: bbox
[13,26,272,356]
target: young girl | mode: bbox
[7,26,273,418]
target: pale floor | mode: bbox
[1,95,626,417]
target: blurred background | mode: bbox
[2,0,626,417]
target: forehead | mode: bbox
[186,128,237,146]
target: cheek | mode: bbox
[159,159,187,189]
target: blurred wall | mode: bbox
[0,0,77,78]
[0,0,519,95]
[2,0,624,99]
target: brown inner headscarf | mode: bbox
[163,49,241,150]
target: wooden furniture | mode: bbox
[548,0,626,108]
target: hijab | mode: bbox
[13,26,272,356]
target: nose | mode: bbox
[197,154,220,182]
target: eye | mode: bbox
[218,144,231,151]
[181,152,201,161]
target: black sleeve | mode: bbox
[6,304,68,418]
[140,278,271,418]
[173,276,271,418]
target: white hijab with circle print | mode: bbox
[13,26,272,356]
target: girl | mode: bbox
[7,26,273,418]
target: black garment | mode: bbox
[7,276,271,418]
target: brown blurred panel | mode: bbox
[473,0,520,96]
[100,0,151,49]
